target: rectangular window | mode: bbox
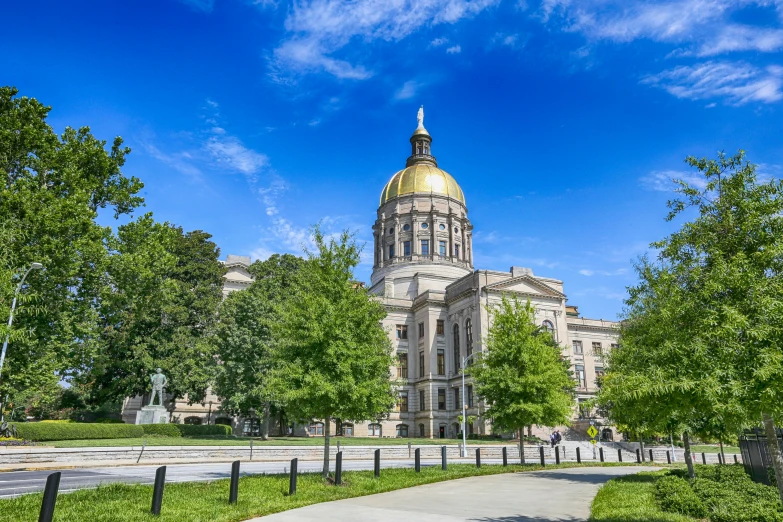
[594,367,605,381]
[611,343,619,350]
[418,322,424,338]
[388,244,395,258]
[437,349,445,375]
[467,385,474,407]
[419,390,425,411]
[572,340,583,354]
[454,244,460,257]
[592,342,602,356]
[399,392,408,413]
[421,240,430,255]
[436,320,444,335]
[438,388,446,410]
[398,353,408,379]
[403,241,411,256]
[439,240,447,256]
[575,364,586,388]
[396,325,408,340]
[396,424,408,437]
[419,351,425,378]
[454,388,459,410]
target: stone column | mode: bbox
[393,217,399,261]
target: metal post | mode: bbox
[250,439,253,461]
[717,452,722,465]
[701,452,706,465]
[415,448,421,472]
[137,439,146,463]
[599,447,605,462]
[649,449,654,462]
[441,445,447,470]
[229,460,240,504]
[374,449,380,477]
[563,448,567,459]
[335,451,343,485]
[576,447,581,464]
[502,446,508,467]
[539,446,545,466]
[151,466,166,515]
[636,448,641,463]
[666,450,671,464]
[0,264,42,386]
[337,441,340,453]
[734,454,738,464]
[289,458,298,495]
[475,448,481,468]
[38,471,61,522]
[408,441,412,458]
[618,449,623,462]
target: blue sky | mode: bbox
[4,0,782,320]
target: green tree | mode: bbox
[269,227,396,477]
[214,254,305,439]
[86,215,225,404]
[469,295,575,464]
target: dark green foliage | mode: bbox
[654,475,707,517]
[140,424,182,437]
[140,424,232,437]
[13,423,143,441]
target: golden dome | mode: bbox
[380,164,466,206]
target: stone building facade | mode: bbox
[122,112,619,440]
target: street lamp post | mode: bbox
[461,352,479,458]
[0,263,43,384]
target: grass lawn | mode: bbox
[589,470,698,522]
[46,436,515,448]
[1,462,651,522]
[689,444,740,454]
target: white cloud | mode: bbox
[271,0,499,79]
[446,44,462,53]
[639,169,708,191]
[579,269,594,276]
[642,62,783,105]
[395,80,424,100]
[490,32,521,48]
[578,268,628,277]
[430,37,450,46]
[141,142,204,181]
[205,135,269,178]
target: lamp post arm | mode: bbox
[0,266,36,384]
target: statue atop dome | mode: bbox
[417,106,424,128]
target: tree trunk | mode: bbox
[762,412,783,504]
[683,431,695,479]
[527,425,532,438]
[261,402,270,441]
[519,427,526,464]
[719,440,725,464]
[322,418,331,478]
[639,433,646,462]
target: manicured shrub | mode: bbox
[176,424,232,437]
[654,475,707,517]
[12,422,143,441]
[141,424,182,437]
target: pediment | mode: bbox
[484,275,565,298]
[224,266,254,283]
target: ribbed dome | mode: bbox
[380,164,466,206]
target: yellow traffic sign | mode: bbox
[586,425,598,438]
[590,439,597,445]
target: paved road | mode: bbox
[0,457,531,498]
[252,466,655,522]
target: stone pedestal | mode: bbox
[135,405,170,425]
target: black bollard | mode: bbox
[476,448,481,468]
[374,449,381,478]
[151,466,166,516]
[502,446,508,467]
[649,449,654,462]
[289,458,298,496]
[555,446,560,464]
[717,452,722,465]
[618,449,623,462]
[576,447,581,464]
[38,471,61,522]
[599,447,605,462]
[666,450,671,464]
[734,454,739,464]
[701,452,706,465]
[335,451,343,485]
[229,460,240,504]
[636,449,641,463]
[415,448,421,472]
[539,445,545,466]
[563,448,567,459]
[441,445,447,470]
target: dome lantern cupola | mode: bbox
[407,105,437,167]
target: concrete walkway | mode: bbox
[251,466,656,522]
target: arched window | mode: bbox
[542,320,554,333]
[418,423,425,438]
[368,423,382,437]
[465,319,473,360]
[342,423,354,437]
[453,324,460,373]
[184,416,202,425]
[396,424,409,437]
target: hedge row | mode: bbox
[13,423,144,441]
[655,465,783,522]
[140,424,232,437]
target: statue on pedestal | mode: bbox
[148,368,168,407]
